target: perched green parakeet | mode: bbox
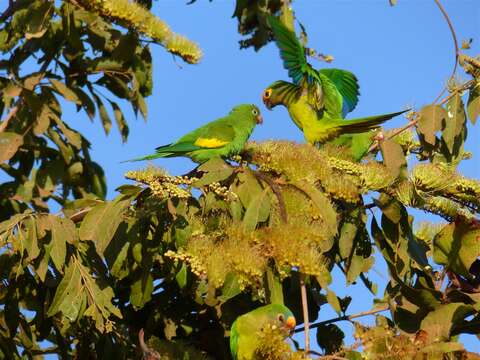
[124,104,263,164]
[262,15,407,145]
[230,304,296,360]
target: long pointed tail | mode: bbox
[335,109,409,134]
[120,152,172,163]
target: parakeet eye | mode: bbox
[252,108,259,116]
[276,314,285,323]
[263,89,272,99]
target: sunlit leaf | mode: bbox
[418,104,446,146]
[0,132,23,163]
[467,83,480,125]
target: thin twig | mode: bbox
[299,274,310,353]
[294,305,389,333]
[367,118,417,153]
[432,0,460,104]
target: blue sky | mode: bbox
[24,0,480,355]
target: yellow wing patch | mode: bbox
[194,137,228,148]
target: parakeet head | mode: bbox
[270,304,296,332]
[262,81,300,110]
[231,104,263,124]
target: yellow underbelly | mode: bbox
[287,99,320,144]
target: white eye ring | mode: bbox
[252,109,258,115]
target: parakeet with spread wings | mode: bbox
[262,15,407,146]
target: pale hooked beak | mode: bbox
[256,114,263,124]
[285,316,296,331]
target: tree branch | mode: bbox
[294,305,389,333]
[431,0,460,104]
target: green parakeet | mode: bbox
[230,304,296,360]
[262,15,407,145]
[124,104,263,164]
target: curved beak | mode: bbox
[262,96,272,110]
[256,114,263,124]
[285,316,296,332]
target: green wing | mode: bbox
[177,121,236,148]
[317,72,344,119]
[267,15,316,85]
[319,68,360,116]
[230,320,239,360]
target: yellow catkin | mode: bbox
[77,0,202,63]
[125,167,192,199]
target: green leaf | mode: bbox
[46,215,69,272]
[346,254,365,285]
[79,197,131,255]
[316,324,344,354]
[50,79,81,104]
[33,105,51,136]
[92,92,112,135]
[338,212,360,259]
[23,217,40,261]
[467,83,480,125]
[265,268,284,305]
[35,246,50,282]
[104,222,131,279]
[175,263,188,289]
[242,187,270,231]
[442,94,466,154]
[136,93,147,120]
[420,303,474,342]
[74,87,96,121]
[130,271,153,309]
[110,101,129,143]
[51,114,82,149]
[234,170,263,209]
[296,181,338,244]
[192,158,234,187]
[0,132,23,163]
[433,222,480,279]
[218,272,241,302]
[380,138,406,179]
[418,104,446,146]
[47,260,83,320]
[326,288,341,314]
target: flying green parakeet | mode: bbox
[230,304,296,360]
[262,15,407,145]
[124,104,263,164]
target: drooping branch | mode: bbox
[294,305,389,333]
[431,0,460,104]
